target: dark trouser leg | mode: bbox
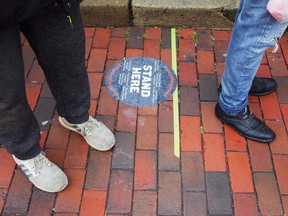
[0,25,41,160]
[20,6,90,124]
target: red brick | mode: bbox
[203,134,226,171]
[179,62,197,86]
[84,28,95,60]
[87,48,107,72]
[85,150,112,190]
[80,190,107,216]
[88,73,103,99]
[227,152,254,193]
[54,212,77,216]
[111,27,126,38]
[199,74,218,101]
[254,173,283,215]
[196,29,213,50]
[158,101,174,132]
[97,86,118,116]
[260,92,282,120]
[39,130,48,149]
[233,193,258,216]
[179,28,194,39]
[45,148,66,169]
[116,103,137,132]
[134,151,157,190]
[213,30,230,41]
[180,87,200,116]
[201,102,223,133]
[2,169,32,215]
[179,39,196,62]
[281,104,288,128]
[0,149,16,188]
[138,105,158,116]
[158,172,182,215]
[143,39,160,59]
[248,140,273,172]
[125,49,143,58]
[282,196,288,215]
[161,49,172,67]
[89,99,97,117]
[136,116,157,150]
[257,64,272,77]
[267,53,288,76]
[261,54,268,64]
[180,116,202,152]
[197,50,214,74]
[224,125,246,152]
[249,102,262,119]
[22,45,35,71]
[26,61,45,84]
[145,27,162,40]
[93,28,111,48]
[26,83,41,111]
[55,169,85,213]
[45,116,70,149]
[64,133,89,169]
[112,132,135,170]
[27,189,56,216]
[159,133,180,171]
[182,152,205,192]
[0,189,7,214]
[108,38,126,60]
[275,77,288,103]
[216,62,225,85]
[267,120,288,154]
[214,40,229,62]
[273,155,288,194]
[96,115,115,132]
[183,192,207,216]
[107,170,133,214]
[133,191,157,216]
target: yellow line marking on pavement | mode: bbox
[171,28,180,158]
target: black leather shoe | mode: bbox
[249,77,277,96]
[215,103,276,143]
[218,77,277,96]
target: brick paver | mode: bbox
[1,28,288,216]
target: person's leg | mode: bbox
[219,0,288,115]
[20,6,90,124]
[0,24,41,160]
[21,6,115,151]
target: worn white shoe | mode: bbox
[59,116,115,151]
[13,152,68,193]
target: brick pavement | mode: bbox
[0,27,288,216]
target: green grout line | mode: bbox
[171,28,180,158]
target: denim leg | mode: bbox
[219,0,288,115]
[20,6,90,124]
[0,25,41,160]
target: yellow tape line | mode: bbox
[171,28,180,158]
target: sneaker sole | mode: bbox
[58,117,115,151]
[215,112,276,143]
[34,181,68,193]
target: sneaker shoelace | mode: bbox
[81,117,101,137]
[25,152,52,176]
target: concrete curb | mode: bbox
[80,0,239,28]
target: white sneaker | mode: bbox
[59,116,115,151]
[13,152,68,193]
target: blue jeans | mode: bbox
[219,0,288,115]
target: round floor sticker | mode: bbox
[105,57,177,107]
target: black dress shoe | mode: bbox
[218,77,277,96]
[249,77,277,96]
[215,103,276,143]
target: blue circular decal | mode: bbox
[105,57,177,107]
